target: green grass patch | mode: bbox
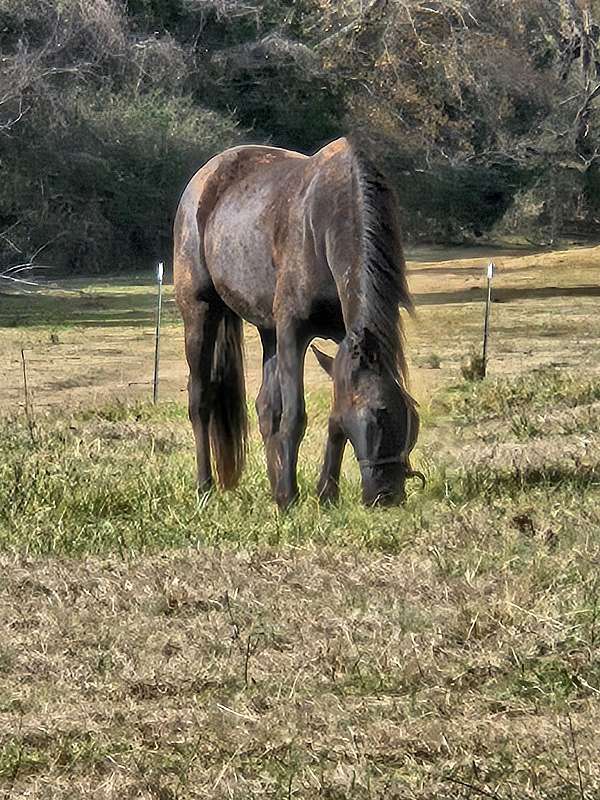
[0,282,179,330]
[1,369,598,557]
[452,367,600,424]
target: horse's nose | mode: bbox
[362,481,406,507]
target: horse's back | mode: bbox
[177,144,308,227]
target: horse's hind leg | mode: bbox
[273,322,308,508]
[182,302,222,493]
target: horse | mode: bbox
[173,136,423,509]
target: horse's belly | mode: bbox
[204,195,277,328]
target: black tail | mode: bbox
[209,310,247,489]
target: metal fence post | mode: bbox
[153,261,164,404]
[21,347,36,443]
[482,260,495,378]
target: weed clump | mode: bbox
[425,352,442,369]
[461,351,486,381]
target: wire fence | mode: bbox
[2,330,190,415]
[8,254,592,419]
[2,258,499,417]
[0,265,278,416]
[1,268,192,415]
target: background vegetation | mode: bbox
[1,0,600,274]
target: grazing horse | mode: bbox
[174,137,422,509]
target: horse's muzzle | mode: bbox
[361,467,425,507]
[361,479,407,507]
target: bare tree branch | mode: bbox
[315,0,390,51]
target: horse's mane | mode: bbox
[350,141,414,389]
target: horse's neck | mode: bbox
[342,263,381,339]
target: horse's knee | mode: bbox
[256,394,279,440]
[255,398,270,439]
[256,371,282,439]
[255,385,267,419]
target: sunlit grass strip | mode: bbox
[0,371,598,557]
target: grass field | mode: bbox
[0,246,599,798]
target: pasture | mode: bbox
[1,246,599,798]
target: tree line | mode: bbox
[1,0,599,274]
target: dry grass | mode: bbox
[1,244,600,798]
[2,540,600,799]
[1,244,599,412]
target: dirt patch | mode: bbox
[2,246,600,416]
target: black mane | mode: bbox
[351,143,413,386]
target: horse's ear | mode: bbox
[311,345,334,378]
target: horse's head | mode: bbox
[313,328,423,506]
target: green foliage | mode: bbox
[1,89,239,271]
[125,0,186,29]
[1,0,600,274]
[395,163,524,242]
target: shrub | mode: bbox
[0,89,239,273]
[461,351,486,382]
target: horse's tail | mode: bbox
[209,309,248,489]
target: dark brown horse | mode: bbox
[174,137,422,509]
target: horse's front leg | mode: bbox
[317,419,346,504]
[256,331,282,498]
[273,324,307,509]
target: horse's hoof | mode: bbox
[196,483,214,507]
[275,491,299,511]
[318,489,339,506]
